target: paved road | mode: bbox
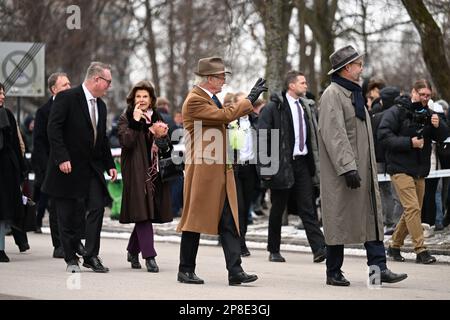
[1,233,449,301]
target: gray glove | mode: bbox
[246,78,268,105]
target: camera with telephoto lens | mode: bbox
[395,95,432,139]
[411,103,432,139]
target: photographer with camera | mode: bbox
[378,79,449,264]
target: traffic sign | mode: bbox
[0,42,45,97]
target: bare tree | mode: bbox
[402,0,450,102]
[253,0,294,93]
[296,0,338,90]
[296,3,318,96]
[143,0,161,95]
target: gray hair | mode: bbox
[47,72,67,91]
[194,75,209,85]
[84,61,111,81]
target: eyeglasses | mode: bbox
[418,92,431,98]
[98,76,112,86]
[211,75,226,81]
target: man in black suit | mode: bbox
[32,72,71,258]
[258,70,326,264]
[43,62,117,273]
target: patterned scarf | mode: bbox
[143,110,158,193]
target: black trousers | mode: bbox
[35,192,61,249]
[54,176,105,262]
[421,178,439,226]
[11,227,28,247]
[234,164,257,250]
[179,198,243,275]
[54,197,85,262]
[326,240,387,276]
[268,156,325,254]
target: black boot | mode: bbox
[387,247,405,262]
[416,250,436,264]
[0,250,10,262]
[127,252,141,269]
[145,257,159,273]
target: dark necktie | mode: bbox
[295,100,305,152]
[212,95,222,109]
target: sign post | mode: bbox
[0,41,45,97]
[0,41,45,125]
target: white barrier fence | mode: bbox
[377,169,450,182]
[25,151,450,182]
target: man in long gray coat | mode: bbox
[318,45,407,287]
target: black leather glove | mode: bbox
[343,170,361,189]
[246,78,268,105]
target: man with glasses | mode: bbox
[318,45,407,286]
[176,56,267,285]
[43,62,117,273]
[258,70,326,264]
[379,79,448,264]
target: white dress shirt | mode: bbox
[286,93,308,156]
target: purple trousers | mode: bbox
[127,221,156,259]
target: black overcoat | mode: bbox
[0,107,25,221]
[42,85,115,202]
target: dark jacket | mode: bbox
[117,109,173,224]
[42,85,115,200]
[378,103,449,178]
[257,91,316,189]
[0,107,25,221]
[32,97,52,186]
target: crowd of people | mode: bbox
[1,44,449,287]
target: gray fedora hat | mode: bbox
[194,56,231,76]
[327,45,365,75]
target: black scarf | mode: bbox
[0,107,11,151]
[331,74,366,121]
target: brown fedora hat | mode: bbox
[194,56,231,76]
[327,45,365,75]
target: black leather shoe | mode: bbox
[177,271,204,284]
[380,269,408,283]
[53,247,65,259]
[269,252,286,262]
[145,257,159,273]
[83,256,110,273]
[387,247,405,262]
[416,250,436,264]
[228,272,258,286]
[127,252,141,269]
[326,271,350,286]
[313,248,327,263]
[18,243,30,252]
[34,227,42,234]
[241,247,251,257]
[76,242,87,256]
[0,250,10,263]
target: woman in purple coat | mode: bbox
[118,80,173,272]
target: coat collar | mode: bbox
[331,82,352,98]
[192,86,217,107]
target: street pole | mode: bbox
[16,96,21,125]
